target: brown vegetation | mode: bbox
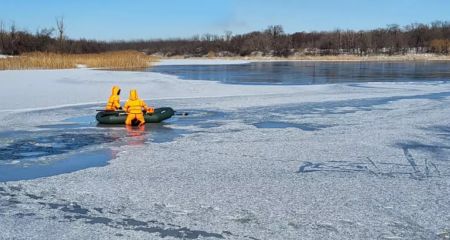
[430,39,450,54]
[0,51,157,70]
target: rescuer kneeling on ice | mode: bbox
[124,89,154,126]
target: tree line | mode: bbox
[1,20,449,56]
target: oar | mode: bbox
[96,110,126,113]
[97,109,189,116]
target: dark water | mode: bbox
[150,61,450,85]
[0,150,112,182]
[0,107,225,181]
[0,132,116,161]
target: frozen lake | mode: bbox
[1,61,450,239]
[151,61,450,85]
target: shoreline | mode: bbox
[161,54,450,62]
[2,53,449,71]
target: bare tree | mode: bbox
[36,27,54,52]
[9,22,17,55]
[224,31,233,42]
[56,16,65,52]
[265,25,284,37]
[0,21,4,53]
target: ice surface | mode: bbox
[151,61,450,85]
[0,60,450,239]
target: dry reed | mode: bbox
[0,51,157,70]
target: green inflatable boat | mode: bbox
[96,107,174,124]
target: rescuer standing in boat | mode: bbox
[124,89,154,126]
[105,86,122,111]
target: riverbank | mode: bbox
[162,53,450,62]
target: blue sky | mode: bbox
[1,0,449,40]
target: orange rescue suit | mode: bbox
[105,86,121,111]
[124,89,154,126]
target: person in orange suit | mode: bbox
[124,89,154,126]
[105,86,121,111]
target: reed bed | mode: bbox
[0,51,157,70]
